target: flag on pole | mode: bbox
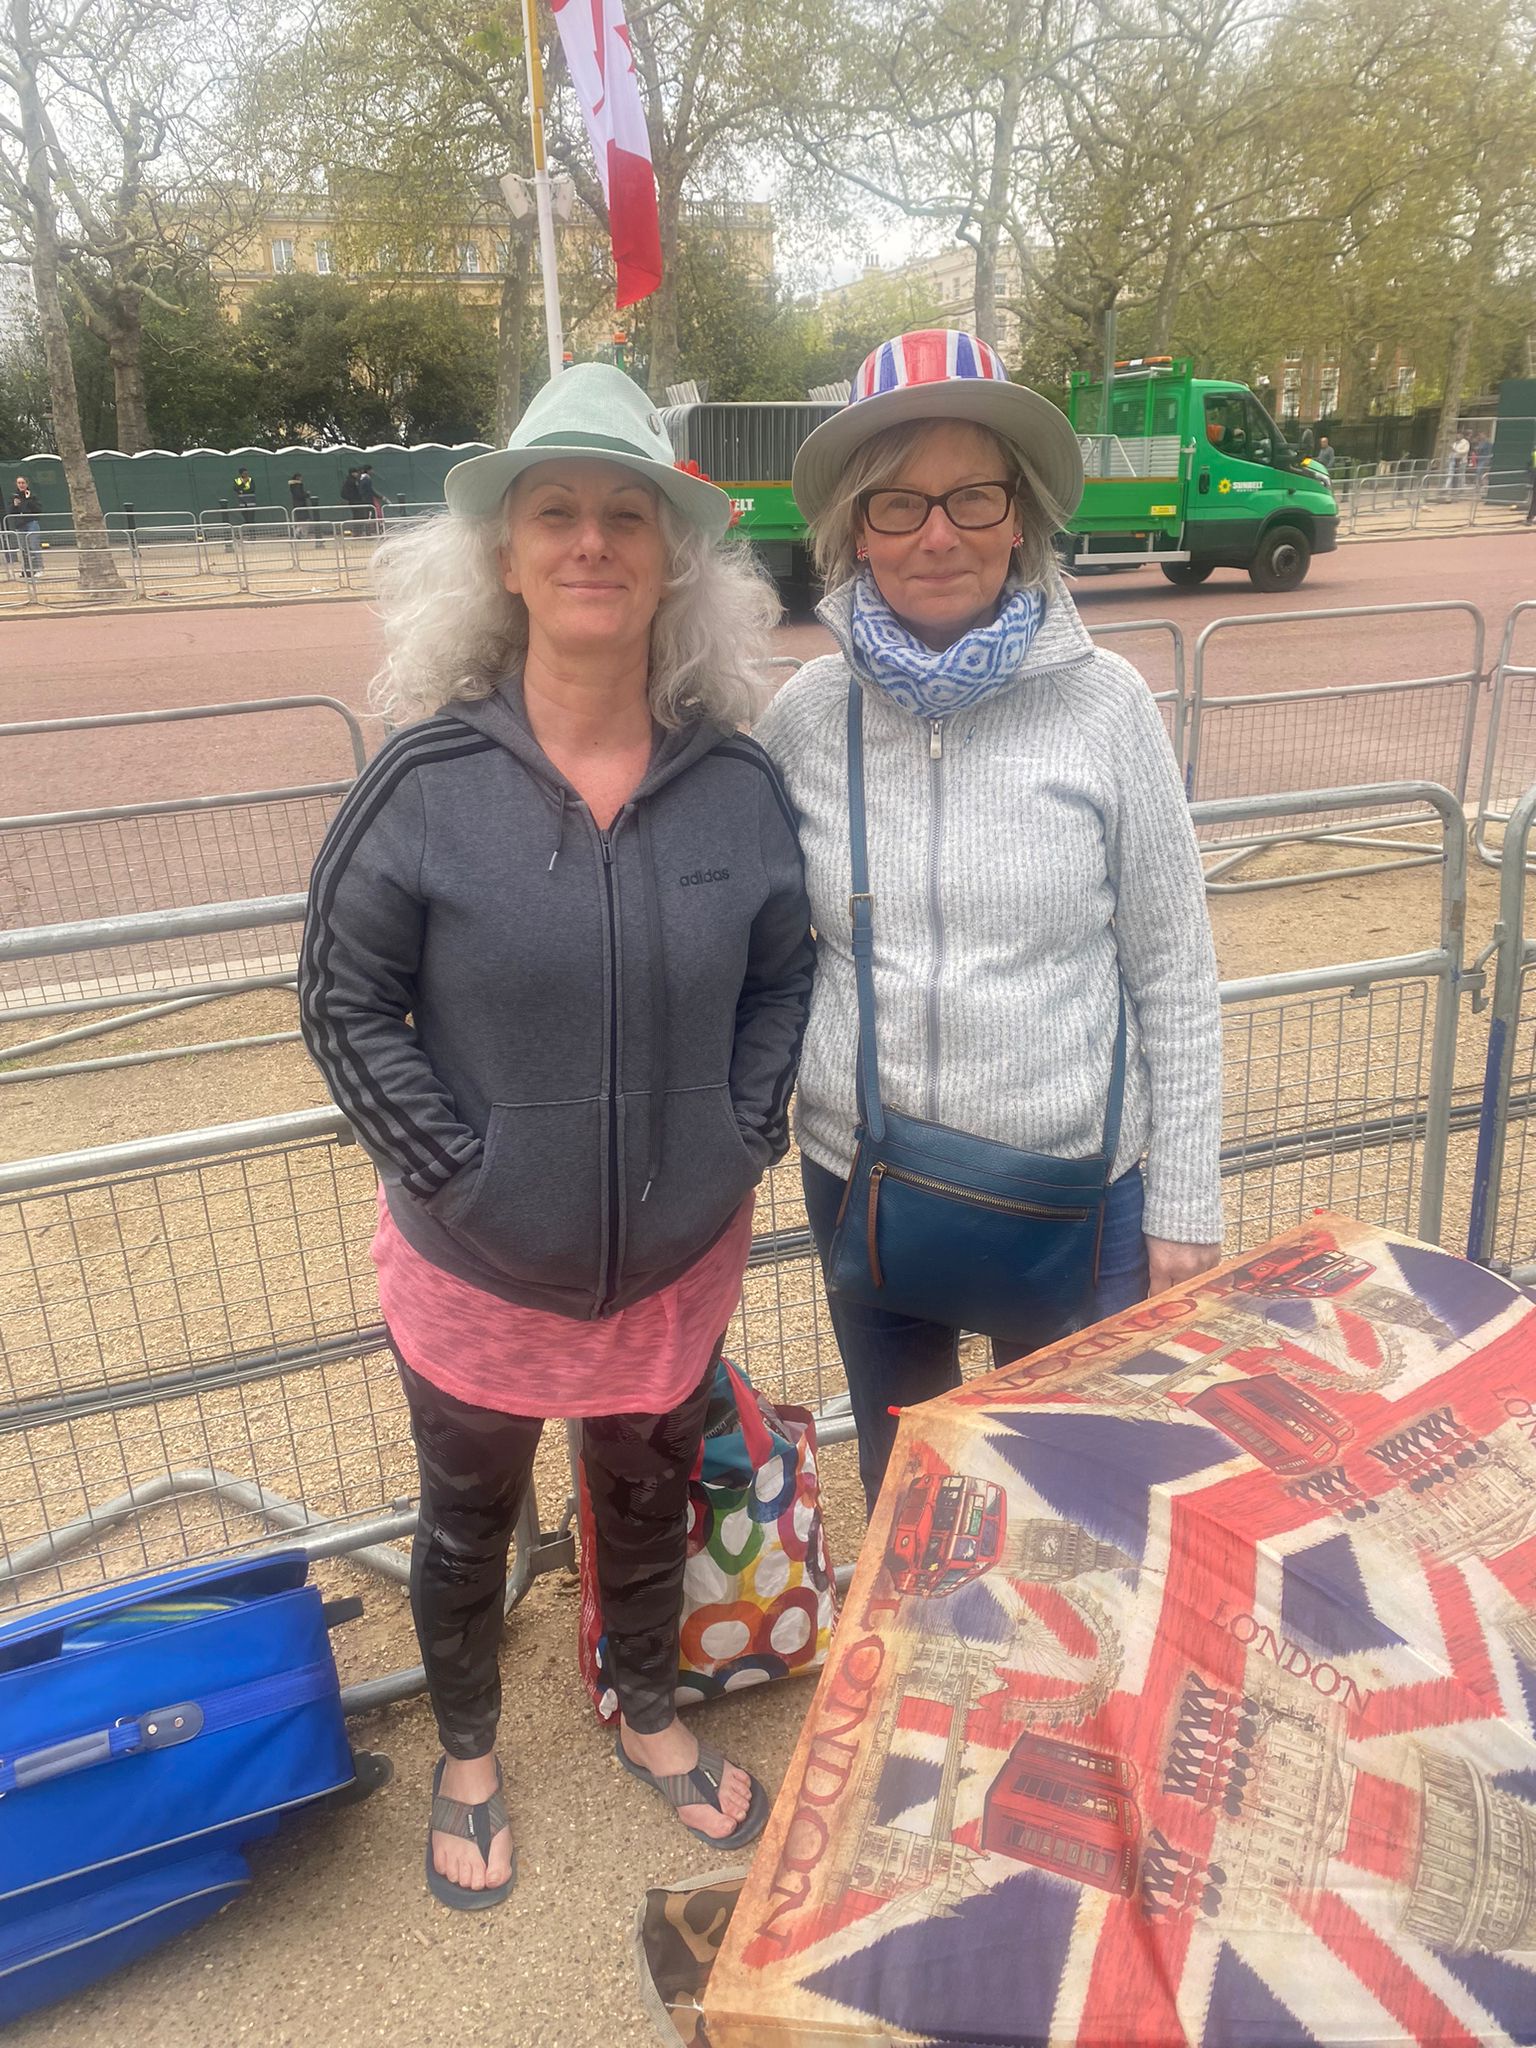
[550,0,663,309]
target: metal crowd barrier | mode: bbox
[1186,602,1483,891]
[1467,782,1536,1284]
[0,697,365,1073]
[0,1109,542,1712]
[0,780,1486,1649]
[1087,616,1188,772]
[1475,600,1536,869]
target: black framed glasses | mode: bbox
[858,480,1016,535]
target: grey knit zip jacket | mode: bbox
[753,577,1223,1245]
[298,682,814,1320]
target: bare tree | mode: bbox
[0,0,121,588]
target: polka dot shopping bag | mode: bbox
[577,1358,838,1722]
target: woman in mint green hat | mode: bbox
[299,364,814,1905]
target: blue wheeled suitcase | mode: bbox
[0,1549,388,2025]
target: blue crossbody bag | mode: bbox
[826,680,1127,1342]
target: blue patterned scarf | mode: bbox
[848,570,1046,720]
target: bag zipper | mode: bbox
[864,1159,1089,1286]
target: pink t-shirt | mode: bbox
[371,1187,754,1417]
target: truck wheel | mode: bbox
[1248,526,1311,592]
[1161,562,1214,586]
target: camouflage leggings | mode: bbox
[394,1345,719,1754]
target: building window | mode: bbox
[1318,361,1340,415]
[270,238,295,275]
[376,242,397,272]
[1280,357,1302,421]
[1396,364,1416,399]
[459,243,481,275]
[314,241,332,275]
[994,276,1007,299]
[492,237,510,272]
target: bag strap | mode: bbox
[0,1659,337,1795]
[846,681,886,1143]
[847,680,1129,1170]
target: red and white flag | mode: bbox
[550,0,662,309]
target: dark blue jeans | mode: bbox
[802,1155,1151,1509]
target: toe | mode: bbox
[721,1763,752,1821]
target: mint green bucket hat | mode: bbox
[444,363,732,537]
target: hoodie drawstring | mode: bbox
[635,804,668,1203]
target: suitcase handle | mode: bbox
[6,1702,204,1790]
[1,1660,335,1796]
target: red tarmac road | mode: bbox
[0,527,1532,818]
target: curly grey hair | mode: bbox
[368,486,781,729]
[809,418,1067,593]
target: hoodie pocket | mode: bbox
[449,1096,605,1291]
[623,1084,757,1283]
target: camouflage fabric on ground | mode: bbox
[633,1869,747,2047]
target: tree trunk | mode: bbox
[107,292,150,455]
[972,0,1029,352]
[1149,182,1194,353]
[1432,185,1498,469]
[10,0,122,590]
[645,175,682,401]
[494,224,532,440]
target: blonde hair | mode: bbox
[368,489,781,729]
[810,419,1067,592]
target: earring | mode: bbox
[856,546,868,561]
[1011,534,1023,548]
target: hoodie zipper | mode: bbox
[925,718,945,1122]
[598,827,621,1314]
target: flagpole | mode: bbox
[521,0,566,378]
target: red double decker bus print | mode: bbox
[1218,1232,1373,1299]
[1185,1374,1354,1474]
[885,1472,1006,1596]
[982,1733,1140,1894]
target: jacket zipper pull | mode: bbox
[930,720,943,760]
[600,832,613,865]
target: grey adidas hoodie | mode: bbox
[754,576,1223,1245]
[298,682,814,1320]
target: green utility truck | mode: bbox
[662,358,1337,596]
[1064,356,1338,590]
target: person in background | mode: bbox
[338,466,366,536]
[288,472,323,548]
[1315,436,1336,473]
[1447,433,1470,492]
[9,475,41,578]
[358,461,385,531]
[299,363,812,1907]
[232,466,256,525]
[1525,445,1536,525]
[756,330,1223,1509]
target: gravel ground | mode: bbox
[0,543,1528,2048]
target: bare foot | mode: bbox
[431,1752,514,1891]
[620,1717,754,1840]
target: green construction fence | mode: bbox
[0,443,495,526]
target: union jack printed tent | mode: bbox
[704,1214,1536,2047]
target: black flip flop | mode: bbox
[615,1733,771,1850]
[425,1754,517,1911]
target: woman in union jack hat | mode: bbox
[755,329,1224,1508]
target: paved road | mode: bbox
[0,526,1531,817]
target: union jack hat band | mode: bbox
[791,328,1084,528]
